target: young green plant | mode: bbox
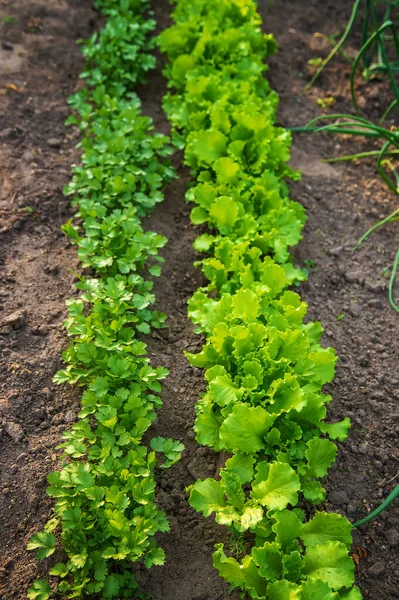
[159,1,361,598]
[27,1,182,598]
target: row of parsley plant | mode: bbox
[159,1,362,599]
[27,1,183,598]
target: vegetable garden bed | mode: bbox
[0,0,398,599]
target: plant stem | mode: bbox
[353,207,399,249]
[350,21,396,114]
[353,483,399,527]
[304,0,362,90]
[290,125,389,138]
[323,149,399,162]
[388,246,399,312]
[379,98,398,124]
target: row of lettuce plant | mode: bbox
[27,1,183,599]
[159,1,361,599]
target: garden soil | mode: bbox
[0,0,398,599]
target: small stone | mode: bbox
[0,326,13,336]
[64,410,76,423]
[329,490,350,505]
[368,298,383,308]
[366,281,385,293]
[47,138,62,148]
[32,408,46,422]
[168,516,181,539]
[374,343,387,353]
[0,127,13,139]
[52,413,64,426]
[369,207,380,218]
[41,387,52,400]
[2,41,14,51]
[357,95,367,109]
[187,456,210,480]
[192,594,208,600]
[367,562,385,577]
[359,356,369,367]
[5,422,24,443]
[385,529,399,548]
[372,390,385,401]
[346,503,357,517]
[329,245,343,256]
[344,270,364,284]
[0,310,26,329]
[22,149,34,162]
[44,264,59,276]
[358,443,369,455]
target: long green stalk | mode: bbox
[291,113,399,194]
[354,483,399,527]
[323,149,399,162]
[351,21,397,114]
[389,246,399,311]
[305,0,362,90]
[380,99,398,124]
[353,207,399,249]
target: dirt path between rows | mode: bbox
[0,0,398,599]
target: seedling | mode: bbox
[308,57,323,67]
[2,15,17,24]
[316,95,336,110]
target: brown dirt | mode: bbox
[0,0,99,597]
[0,0,398,599]
[262,2,399,598]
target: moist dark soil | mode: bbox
[0,0,100,597]
[0,0,398,599]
